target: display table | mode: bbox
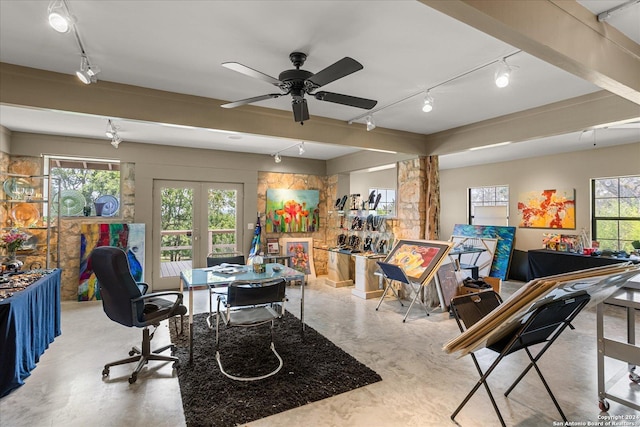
[0,269,62,397]
[351,254,385,299]
[527,249,631,280]
[316,248,353,288]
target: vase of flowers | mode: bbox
[1,229,27,272]
[2,228,28,261]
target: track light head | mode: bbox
[365,115,376,131]
[76,55,99,84]
[48,0,72,33]
[298,142,305,155]
[422,91,434,113]
[105,119,116,138]
[111,135,121,149]
[274,153,282,163]
[495,59,511,88]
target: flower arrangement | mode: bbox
[1,228,29,253]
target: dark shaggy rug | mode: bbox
[169,312,382,427]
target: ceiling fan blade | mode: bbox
[306,57,363,88]
[221,94,282,109]
[314,91,377,110]
[292,99,309,123]
[221,62,282,87]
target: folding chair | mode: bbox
[375,261,431,322]
[450,290,590,426]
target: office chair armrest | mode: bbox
[136,282,150,295]
[132,291,185,326]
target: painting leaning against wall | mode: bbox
[79,223,145,301]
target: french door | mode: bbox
[152,180,243,290]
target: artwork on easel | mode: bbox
[79,223,145,301]
[436,263,460,310]
[450,235,498,278]
[281,237,316,278]
[384,239,453,284]
[451,224,516,280]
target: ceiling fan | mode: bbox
[220,52,377,124]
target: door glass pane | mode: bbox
[160,187,193,277]
[208,188,238,255]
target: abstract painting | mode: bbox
[451,224,516,280]
[518,189,575,229]
[266,189,320,233]
[281,237,316,278]
[79,223,145,301]
[450,235,499,278]
[384,239,453,283]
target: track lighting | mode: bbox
[48,0,72,33]
[298,142,305,155]
[366,115,376,131]
[76,55,99,84]
[105,120,117,138]
[494,59,511,88]
[422,91,434,113]
[274,154,282,163]
[111,135,122,149]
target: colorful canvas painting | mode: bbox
[450,235,499,278]
[384,239,452,283]
[266,189,320,233]
[518,189,575,229]
[79,223,145,301]
[451,224,516,280]
[281,237,315,278]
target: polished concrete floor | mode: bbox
[1,279,639,427]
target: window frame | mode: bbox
[467,185,509,225]
[591,174,640,252]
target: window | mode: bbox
[368,188,395,216]
[468,185,509,225]
[592,175,640,252]
[46,156,121,217]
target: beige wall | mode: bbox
[440,142,640,251]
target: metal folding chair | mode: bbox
[450,290,590,426]
[375,261,431,322]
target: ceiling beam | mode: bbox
[421,0,640,105]
[0,62,428,156]
[424,90,640,155]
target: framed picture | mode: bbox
[280,237,316,278]
[384,239,453,284]
[450,235,498,278]
[266,189,320,233]
[436,262,460,310]
[267,238,280,255]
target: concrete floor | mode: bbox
[1,279,639,427]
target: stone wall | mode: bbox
[257,172,329,275]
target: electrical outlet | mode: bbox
[247,223,254,230]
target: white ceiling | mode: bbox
[0,0,638,169]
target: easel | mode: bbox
[375,262,446,322]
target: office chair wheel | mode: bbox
[102,367,110,377]
[128,373,137,384]
[598,399,610,412]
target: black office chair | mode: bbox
[90,246,188,384]
[450,290,590,426]
[215,278,287,381]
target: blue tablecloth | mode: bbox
[0,269,62,398]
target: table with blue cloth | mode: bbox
[0,269,62,398]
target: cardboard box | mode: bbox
[457,276,502,296]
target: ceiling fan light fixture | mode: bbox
[422,91,434,113]
[48,0,72,33]
[494,59,511,88]
[366,115,376,131]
